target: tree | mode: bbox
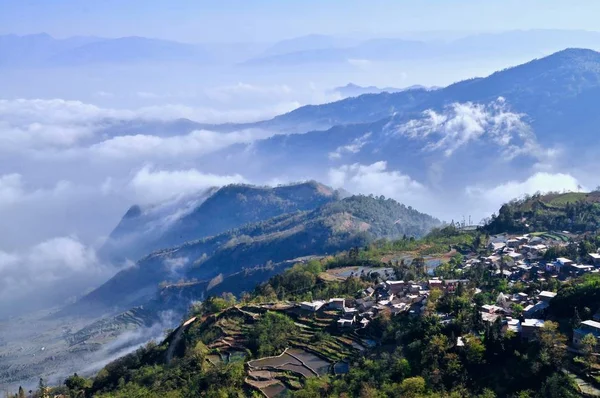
[17,387,25,398]
[65,373,90,396]
[249,311,297,356]
[399,377,426,398]
[580,333,597,373]
[571,307,582,330]
[37,378,48,398]
[536,321,567,368]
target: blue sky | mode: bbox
[2,0,600,42]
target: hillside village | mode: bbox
[21,219,600,397]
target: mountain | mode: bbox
[48,36,211,65]
[0,33,102,67]
[180,48,599,210]
[99,181,340,263]
[0,33,214,67]
[242,29,600,67]
[330,83,438,98]
[74,194,439,315]
[483,191,600,234]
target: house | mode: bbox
[343,306,358,315]
[556,257,574,270]
[573,320,600,347]
[516,292,529,302]
[481,304,505,314]
[356,298,375,312]
[522,244,547,258]
[589,253,600,266]
[391,303,409,315]
[363,287,375,297]
[507,251,523,262]
[328,298,345,310]
[481,312,500,323]
[505,318,522,334]
[507,239,521,248]
[300,301,325,312]
[359,318,370,328]
[337,318,355,328]
[489,242,507,252]
[428,279,443,289]
[538,291,557,303]
[524,301,549,317]
[521,319,545,340]
[570,264,594,275]
[409,284,421,294]
[484,255,501,266]
[444,279,469,292]
[385,280,407,294]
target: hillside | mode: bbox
[99,181,340,263]
[45,232,579,398]
[74,194,439,315]
[483,191,600,234]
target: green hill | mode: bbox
[100,181,340,263]
[70,195,439,315]
[483,191,600,234]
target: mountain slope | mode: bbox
[74,194,439,315]
[483,191,600,234]
[100,181,340,263]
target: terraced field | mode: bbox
[191,304,367,397]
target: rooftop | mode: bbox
[522,319,545,328]
[581,320,600,330]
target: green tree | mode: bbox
[399,377,426,398]
[580,333,597,373]
[249,311,297,356]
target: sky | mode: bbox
[1,0,600,42]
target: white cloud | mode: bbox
[465,172,583,217]
[394,98,541,158]
[329,132,372,159]
[0,98,301,154]
[328,161,428,205]
[0,173,74,209]
[0,174,25,207]
[0,236,109,314]
[89,128,273,159]
[128,166,246,204]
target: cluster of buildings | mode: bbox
[299,279,431,329]
[482,234,600,281]
[298,232,600,350]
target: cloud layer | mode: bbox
[0,236,111,316]
[394,98,542,158]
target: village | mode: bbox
[296,231,600,353]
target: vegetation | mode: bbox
[484,191,600,234]
[32,225,590,398]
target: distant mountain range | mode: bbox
[241,30,600,67]
[330,83,439,98]
[191,48,600,197]
[4,30,600,68]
